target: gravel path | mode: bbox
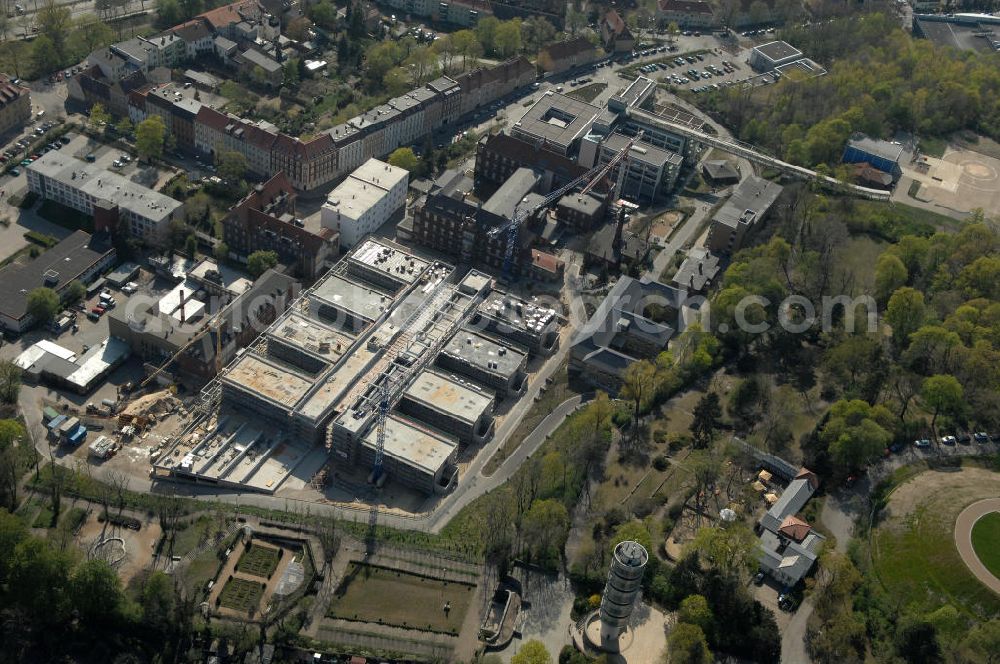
[954,498,1000,595]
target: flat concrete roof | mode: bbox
[296,345,374,421]
[361,414,456,475]
[512,91,601,151]
[442,329,526,379]
[268,312,353,360]
[312,274,394,324]
[348,237,432,286]
[753,40,802,62]
[223,353,313,409]
[325,158,408,220]
[480,291,557,336]
[28,152,181,224]
[602,132,682,167]
[403,369,494,426]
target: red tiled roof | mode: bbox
[795,467,820,490]
[541,36,595,62]
[778,515,811,542]
[172,17,212,41]
[605,9,626,34]
[531,249,564,274]
[196,105,230,131]
[198,0,261,32]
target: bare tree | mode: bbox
[107,469,131,519]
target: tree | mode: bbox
[216,150,247,184]
[967,619,1000,664]
[387,147,420,173]
[382,66,410,95]
[620,360,656,448]
[214,241,230,261]
[88,102,111,130]
[874,253,908,303]
[450,29,482,71]
[37,0,72,62]
[921,374,963,435]
[495,19,522,57]
[285,16,310,41]
[668,623,712,664]
[69,559,125,628]
[678,594,714,638]
[31,35,57,76]
[820,399,894,471]
[135,116,167,162]
[282,58,300,88]
[70,14,114,55]
[521,499,569,562]
[65,280,86,305]
[687,524,759,580]
[0,361,20,404]
[26,287,60,325]
[690,393,722,448]
[613,519,652,553]
[247,250,278,277]
[403,46,438,85]
[886,287,925,351]
[474,15,499,54]
[521,17,556,54]
[511,640,551,664]
[565,6,587,35]
[184,234,198,258]
[115,117,133,137]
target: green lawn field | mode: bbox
[971,512,1000,580]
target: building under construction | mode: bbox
[154,238,560,495]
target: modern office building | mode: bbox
[749,41,804,72]
[705,175,783,255]
[321,158,409,249]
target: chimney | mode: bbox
[698,261,703,275]
[179,289,186,324]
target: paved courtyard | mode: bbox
[901,147,1000,217]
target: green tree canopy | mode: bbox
[387,147,420,173]
[0,361,20,404]
[511,639,551,664]
[247,250,279,278]
[65,280,86,305]
[667,623,712,664]
[26,287,60,325]
[820,399,894,471]
[678,594,714,636]
[135,116,167,162]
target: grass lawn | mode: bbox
[919,136,948,158]
[567,83,607,103]
[236,542,280,579]
[483,358,578,475]
[32,502,56,529]
[971,512,1000,580]
[327,563,474,634]
[218,577,265,614]
[871,465,1000,619]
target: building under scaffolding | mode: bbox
[154,237,560,495]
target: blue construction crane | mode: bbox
[490,131,645,280]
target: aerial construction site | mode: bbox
[152,238,560,497]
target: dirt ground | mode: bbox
[882,466,1000,523]
[77,509,163,585]
[633,210,684,243]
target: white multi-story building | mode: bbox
[321,158,408,250]
[26,152,182,244]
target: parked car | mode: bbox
[974,432,992,444]
[753,571,765,586]
[91,306,105,316]
[9,167,19,176]
[86,311,100,322]
[914,438,931,448]
[941,435,957,446]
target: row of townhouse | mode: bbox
[125,57,534,191]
